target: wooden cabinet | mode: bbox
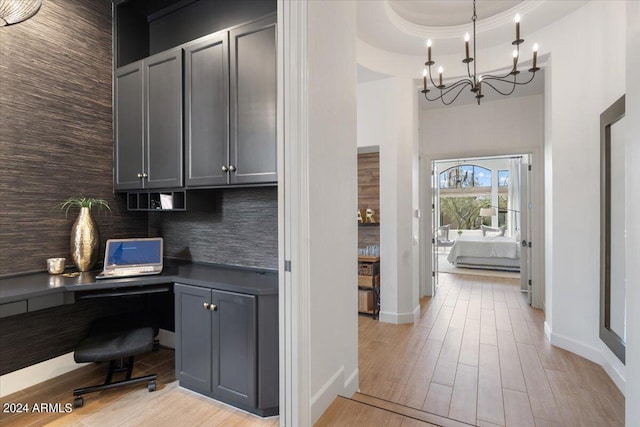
[114,48,183,190]
[184,32,229,187]
[174,283,278,416]
[358,256,380,319]
[229,15,277,185]
[184,15,277,187]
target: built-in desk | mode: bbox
[0,261,277,317]
[0,261,278,416]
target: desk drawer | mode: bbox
[29,293,65,312]
[0,300,27,318]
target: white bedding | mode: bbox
[447,235,520,264]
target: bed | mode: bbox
[446,235,521,272]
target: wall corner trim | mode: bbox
[310,365,345,423]
[379,307,419,324]
[549,329,626,394]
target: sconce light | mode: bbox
[0,0,41,26]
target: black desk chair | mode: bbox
[72,315,159,408]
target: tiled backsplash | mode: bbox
[150,187,278,270]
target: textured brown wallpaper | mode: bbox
[0,0,148,276]
[358,152,380,248]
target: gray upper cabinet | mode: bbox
[114,62,144,190]
[145,49,183,189]
[229,15,277,185]
[185,14,277,188]
[184,32,229,187]
[114,48,183,191]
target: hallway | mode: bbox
[351,273,624,426]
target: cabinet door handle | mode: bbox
[209,304,218,311]
[228,165,236,172]
[142,172,148,178]
[203,302,210,310]
[137,173,143,178]
[221,165,229,172]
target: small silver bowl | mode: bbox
[47,257,66,275]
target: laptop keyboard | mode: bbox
[101,266,157,277]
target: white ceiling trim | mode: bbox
[383,0,542,40]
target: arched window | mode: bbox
[439,164,492,189]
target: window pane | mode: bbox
[498,170,509,187]
[473,166,491,187]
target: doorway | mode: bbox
[430,154,533,301]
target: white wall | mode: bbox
[421,94,544,308]
[625,1,640,423]
[538,1,627,391]
[307,0,359,422]
[357,77,420,323]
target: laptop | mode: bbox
[96,238,164,279]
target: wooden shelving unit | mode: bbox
[358,255,380,319]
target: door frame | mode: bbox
[422,147,545,309]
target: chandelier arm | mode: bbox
[439,79,473,97]
[483,72,537,86]
[423,80,472,102]
[440,84,470,105]
[481,79,517,96]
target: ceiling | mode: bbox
[356,0,588,57]
[355,1,586,106]
[386,0,523,27]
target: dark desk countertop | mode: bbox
[0,262,278,306]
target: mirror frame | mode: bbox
[600,94,626,364]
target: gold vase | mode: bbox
[70,207,99,272]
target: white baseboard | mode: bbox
[544,320,552,342]
[0,328,175,398]
[548,327,626,394]
[379,304,421,324]
[158,329,175,349]
[0,352,88,398]
[342,368,359,397]
[310,366,344,424]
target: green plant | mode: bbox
[56,197,111,218]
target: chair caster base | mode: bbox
[74,396,84,408]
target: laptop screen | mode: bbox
[105,238,163,267]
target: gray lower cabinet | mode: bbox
[114,48,183,191]
[174,283,278,416]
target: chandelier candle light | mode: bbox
[422,0,540,105]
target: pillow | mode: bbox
[482,224,506,237]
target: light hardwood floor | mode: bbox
[0,273,625,426]
[0,348,278,427]
[353,273,625,426]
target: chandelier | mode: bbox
[421,0,540,106]
[0,0,41,26]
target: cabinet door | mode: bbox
[211,289,257,407]
[229,15,277,184]
[185,32,230,187]
[145,49,183,189]
[174,283,212,395]
[114,62,144,190]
